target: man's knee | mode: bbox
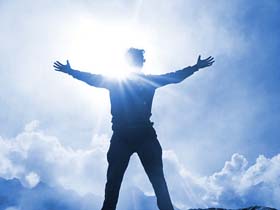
[107,160,129,178]
[138,140,162,165]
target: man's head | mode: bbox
[126,47,145,69]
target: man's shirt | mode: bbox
[67,67,198,130]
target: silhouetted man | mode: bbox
[53,48,214,210]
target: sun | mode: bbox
[64,17,152,79]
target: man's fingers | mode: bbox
[207,60,215,64]
[207,57,214,62]
[54,61,63,66]
[53,63,62,68]
[205,58,214,65]
[53,60,69,72]
[205,56,214,62]
[56,61,63,65]
[53,64,61,68]
[54,61,62,66]
[53,67,61,71]
[207,61,215,66]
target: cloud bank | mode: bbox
[0,121,279,209]
[0,121,109,195]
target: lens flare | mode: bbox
[64,17,153,79]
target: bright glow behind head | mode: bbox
[65,17,153,79]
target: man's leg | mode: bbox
[101,135,132,210]
[137,137,174,210]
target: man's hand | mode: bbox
[196,55,215,69]
[53,60,72,73]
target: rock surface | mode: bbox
[188,207,276,210]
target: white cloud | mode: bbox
[24,120,40,132]
[25,171,40,188]
[1,121,279,209]
[162,151,280,209]
[5,207,20,210]
[0,121,109,195]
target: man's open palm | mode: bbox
[53,60,71,73]
[196,55,215,69]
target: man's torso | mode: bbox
[107,74,156,131]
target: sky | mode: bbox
[0,0,280,209]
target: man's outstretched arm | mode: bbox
[148,55,215,87]
[53,60,108,88]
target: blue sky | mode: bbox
[0,0,280,209]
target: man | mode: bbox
[53,48,214,210]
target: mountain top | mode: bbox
[189,207,277,210]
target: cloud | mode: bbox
[24,171,40,188]
[204,153,280,208]
[24,120,40,132]
[162,151,280,209]
[0,176,101,210]
[0,120,109,195]
[5,207,20,210]
[1,121,279,209]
